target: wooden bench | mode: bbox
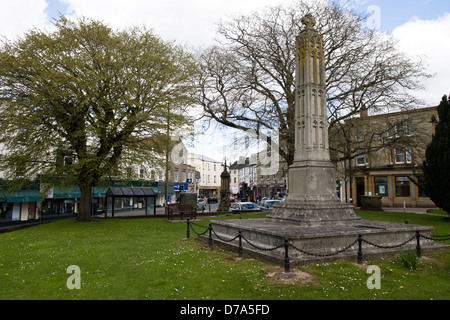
[167,203,197,221]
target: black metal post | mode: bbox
[111,196,115,218]
[238,230,242,258]
[208,222,212,247]
[357,233,363,264]
[416,230,421,257]
[284,238,290,273]
[186,219,190,239]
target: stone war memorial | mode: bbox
[200,14,448,266]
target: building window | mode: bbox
[356,127,364,141]
[387,122,394,138]
[406,120,413,136]
[394,147,404,163]
[140,168,145,180]
[394,147,412,164]
[395,176,410,197]
[395,122,404,137]
[405,147,412,163]
[356,150,368,166]
[182,170,186,182]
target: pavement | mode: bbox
[376,207,446,215]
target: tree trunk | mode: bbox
[78,182,92,222]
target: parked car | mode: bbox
[197,198,206,210]
[229,202,261,213]
[207,195,218,203]
[258,200,282,210]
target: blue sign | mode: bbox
[174,183,189,191]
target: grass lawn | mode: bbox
[0,210,449,300]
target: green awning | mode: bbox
[1,191,43,203]
[52,187,108,199]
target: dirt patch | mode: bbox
[420,255,444,266]
[267,268,315,286]
[222,256,253,263]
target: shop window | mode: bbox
[395,176,410,197]
[375,176,388,196]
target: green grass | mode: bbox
[0,210,449,300]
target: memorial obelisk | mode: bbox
[267,14,360,226]
[204,14,445,266]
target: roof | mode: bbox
[189,152,221,163]
[106,187,156,197]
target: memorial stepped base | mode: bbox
[199,218,449,266]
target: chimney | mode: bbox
[360,105,368,118]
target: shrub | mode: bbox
[396,249,419,270]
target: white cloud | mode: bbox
[0,0,291,45]
[0,0,51,40]
[60,0,290,47]
[392,13,450,106]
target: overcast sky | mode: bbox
[1,0,449,161]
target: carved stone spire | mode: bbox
[267,14,359,225]
[301,13,316,29]
[295,12,328,163]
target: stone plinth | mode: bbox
[267,195,360,226]
[203,218,447,266]
[360,195,383,211]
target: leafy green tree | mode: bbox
[419,95,450,214]
[0,17,195,221]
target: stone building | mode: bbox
[256,154,288,199]
[331,106,438,208]
[229,153,288,201]
[187,153,222,197]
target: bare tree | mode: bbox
[195,0,430,167]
